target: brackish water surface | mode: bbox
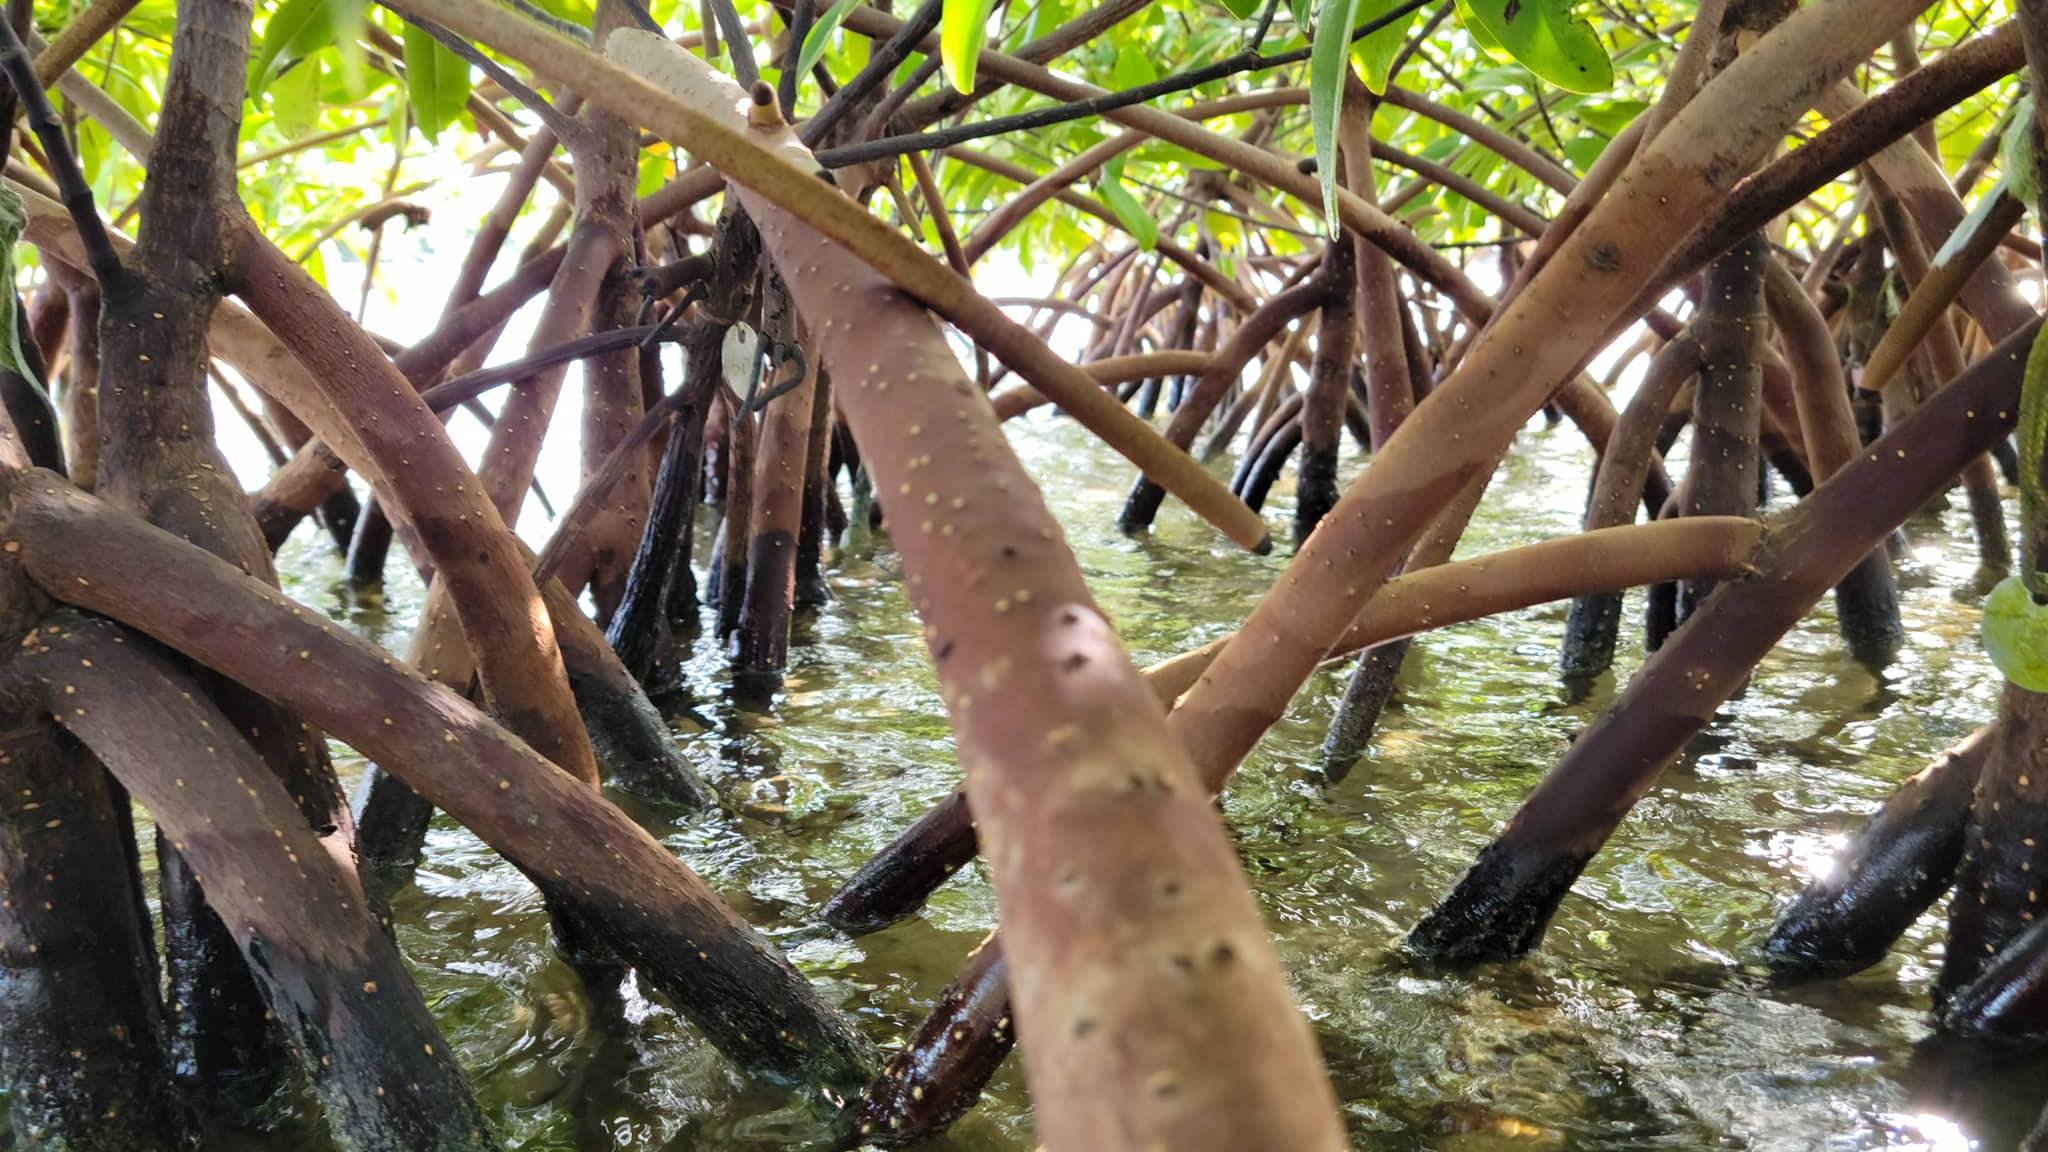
[87,409,2048,1149]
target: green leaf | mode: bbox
[1983,575,2048,691]
[1453,0,1507,57]
[1112,43,1158,90]
[1097,155,1157,250]
[1459,0,1613,94]
[797,0,860,80]
[250,0,363,96]
[77,117,105,186]
[941,0,1001,93]
[250,0,327,95]
[1560,132,1605,172]
[402,24,471,143]
[271,58,322,138]
[1349,0,1417,94]
[1572,97,1645,137]
[1203,208,1245,253]
[1308,0,1353,233]
[1216,0,1262,18]
[2003,94,2039,210]
[893,48,924,87]
[1132,141,1227,171]
[637,148,671,198]
[316,43,390,103]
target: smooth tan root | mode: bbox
[1142,517,1765,705]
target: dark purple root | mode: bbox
[820,791,976,936]
[1764,728,1984,981]
[853,940,1013,1147]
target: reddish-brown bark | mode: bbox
[85,0,350,1092]
[713,389,756,644]
[1765,727,1989,980]
[1163,0,1915,803]
[0,673,182,1150]
[736,270,820,683]
[599,33,1345,1148]
[1942,688,2048,996]
[226,225,600,785]
[1409,317,2040,963]
[1296,242,1356,546]
[1761,258,1902,660]
[1679,235,1766,620]
[26,611,498,1149]
[1560,332,1700,679]
[0,470,873,1089]
[1653,21,2023,294]
[1869,182,2012,572]
[795,364,835,608]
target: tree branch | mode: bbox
[0,18,121,286]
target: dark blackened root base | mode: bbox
[565,664,716,809]
[1239,420,1303,514]
[0,961,189,1148]
[1318,640,1408,784]
[1994,436,2021,487]
[728,669,782,713]
[352,766,438,873]
[716,558,747,643]
[819,791,977,936]
[547,905,630,1007]
[0,722,187,1150]
[853,941,1014,1148]
[1293,445,1339,549]
[539,880,875,1094]
[344,495,395,586]
[704,527,727,609]
[1942,831,2048,994]
[734,529,800,690]
[1644,579,1677,654]
[1943,689,2048,996]
[1940,916,2048,1042]
[158,837,283,1104]
[1134,376,1162,420]
[794,572,832,610]
[1405,841,1591,965]
[1966,480,2014,576]
[1763,728,1984,982]
[1117,474,1168,536]
[795,466,831,608]
[0,368,64,474]
[1559,591,1623,683]
[1834,549,1904,669]
[249,945,502,1151]
[316,483,362,557]
[610,408,698,688]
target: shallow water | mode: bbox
[57,404,2048,1150]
